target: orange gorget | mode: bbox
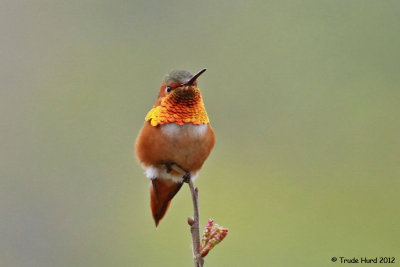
[145,88,209,126]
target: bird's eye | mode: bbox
[166,86,172,93]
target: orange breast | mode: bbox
[135,122,215,172]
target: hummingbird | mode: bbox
[135,68,216,226]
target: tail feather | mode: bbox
[150,179,183,226]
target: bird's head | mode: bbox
[156,69,207,104]
[146,68,209,126]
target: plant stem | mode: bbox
[188,179,204,267]
[169,163,204,266]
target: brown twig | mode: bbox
[168,163,204,266]
[188,179,204,267]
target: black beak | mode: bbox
[183,68,207,86]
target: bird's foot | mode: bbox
[165,163,172,173]
[183,172,191,183]
[164,162,190,183]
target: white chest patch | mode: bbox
[160,123,208,138]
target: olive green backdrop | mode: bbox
[1,1,399,266]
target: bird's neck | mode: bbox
[145,90,209,126]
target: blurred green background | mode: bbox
[1,1,399,266]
